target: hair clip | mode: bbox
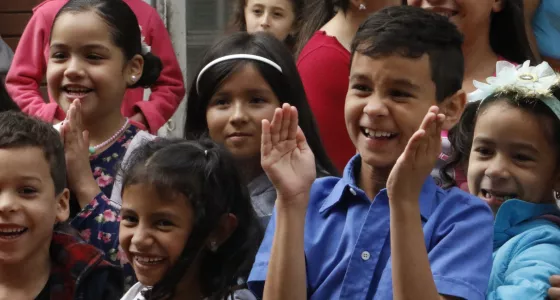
[204,150,208,157]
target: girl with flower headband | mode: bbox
[443,60,560,298]
[184,32,337,229]
[47,0,162,287]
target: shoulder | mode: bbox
[511,219,560,251]
[297,32,350,66]
[430,187,494,226]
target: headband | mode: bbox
[467,60,560,120]
[196,54,283,94]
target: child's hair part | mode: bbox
[442,86,560,187]
[184,31,338,176]
[0,111,66,195]
[0,80,20,113]
[53,0,162,88]
[121,138,262,300]
[228,0,305,52]
[351,5,464,103]
[490,0,537,64]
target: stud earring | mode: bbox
[359,3,366,10]
[209,241,218,252]
[131,75,137,82]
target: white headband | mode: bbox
[196,54,283,94]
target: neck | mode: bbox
[83,112,127,148]
[172,257,204,300]
[462,30,499,92]
[0,242,51,298]
[235,157,264,185]
[326,10,367,51]
[358,159,391,201]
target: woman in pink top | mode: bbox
[5,0,185,133]
[295,0,402,171]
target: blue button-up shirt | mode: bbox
[248,155,494,299]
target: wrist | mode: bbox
[275,193,309,215]
[74,178,101,206]
[388,194,421,214]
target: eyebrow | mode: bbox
[388,78,421,91]
[349,73,370,82]
[473,136,539,153]
[49,43,111,52]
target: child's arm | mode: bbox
[260,104,316,300]
[132,9,185,133]
[5,9,64,122]
[488,241,560,299]
[388,107,492,300]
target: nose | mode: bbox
[0,192,19,214]
[260,12,271,29]
[363,94,389,118]
[484,154,511,180]
[229,101,249,125]
[63,57,86,80]
[130,223,154,251]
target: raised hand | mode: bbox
[387,106,445,201]
[261,103,316,202]
[61,99,100,208]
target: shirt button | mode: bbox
[361,251,370,261]
[349,188,357,196]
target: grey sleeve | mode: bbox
[0,37,14,76]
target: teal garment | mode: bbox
[533,0,560,59]
[487,199,560,299]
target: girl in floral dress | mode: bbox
[46,0,161,287]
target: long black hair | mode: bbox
[228,0,305,53]
[53,0,162,88]
[0,81,20,113]
[441,86,560,187]
[184,32,338,177]
[121,138,262,300]
[489,0,537,64]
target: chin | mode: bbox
[359,151,398,170]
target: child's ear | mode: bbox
[206,213,238,252]
[55,188,70,223]
[440,89,466,131]
[126,54,144,86]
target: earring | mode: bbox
[131,75,137,82]
[209,241,218,252]
[359,3,366,10]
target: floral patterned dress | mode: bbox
[70,125,139,288]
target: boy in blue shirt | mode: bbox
[248,6,494,300]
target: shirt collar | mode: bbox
[494,199,560,231]
[319,154,438,221]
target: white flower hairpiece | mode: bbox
[139,25,151,55]
[467,60,560,119]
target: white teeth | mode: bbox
[0,228,26,233]
[363,128,395,138]
[135,256,164,263]
[65,87,91,93]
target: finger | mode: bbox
[270,108,282,145]
[403,129,425,162]
[82,130,89,146]
[287,106,299,141]
[549,287,560,300]
[74,99,84,130]
[279,103,291,142]
[551,275,560,286]
[418,109,436,132]
[295,126,309,151]
[261,119,272,158]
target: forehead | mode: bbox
[350,53,435,92]
[122,183,190,212]
[51,11,113,46]
[0,147,52,182]
[215,63,275,92]
[475,101,555,148]
[246,0,293,10]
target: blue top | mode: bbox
[248,155,494,299]
[533,0,560,59]
[487,199,560,299]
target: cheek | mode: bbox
[118,226,133,250]
[205,110,227,141]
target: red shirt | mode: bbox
[297,31,354,171]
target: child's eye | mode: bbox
[389,89,413,99]
[211,98,230,107]
[87,54,103,60]
[513,153,533,162]
[252,9,263,15]
[156,220,174,228]
[474,147,493,157]
[273,12,284,17]
[51,52,67,60]
[351,84,372,93]
[121,215,138,224]
[250,97,267,104]
[18,186,38,196]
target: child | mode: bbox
[184,32,337,228]
[5,0,184,133]
[229,0,304,52]
[248,6,494,299]
[295,0,402,171]
[118,138,262,299]
[0,111,122,299]
[442,60,560,298]
[47,0,160,285]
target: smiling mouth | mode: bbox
[429,9,459,19]
[0,227,28,240]
[62,86,93,98]
[134,255,166,265]
[361,127,398,140]
[481,189,517,203]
